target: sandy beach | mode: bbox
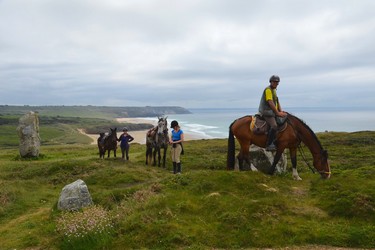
[81,117,203,145]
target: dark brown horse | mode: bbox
[97,128,118,159]
[227,114,331,180]
[146,116,169,167]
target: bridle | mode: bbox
[287,116,331,176]
[157,119,168,135]
[298,144,331,175]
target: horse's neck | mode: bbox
[109,134,117,142]
[156,131,168,142]
[292,118,322,156]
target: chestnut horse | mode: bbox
[146,116,169,167]
[227,114,331,180]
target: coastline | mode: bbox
[81,117,205,145]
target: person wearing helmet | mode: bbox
[258,75,287,151]
[118,127,134,160]
[169,120,184,174]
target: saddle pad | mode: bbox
[146,127,157,137]
[250,116,268,135]
[250,116,256,131]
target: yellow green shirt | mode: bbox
[265,88,278,109]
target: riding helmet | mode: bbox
[123,127,128,131]
[170,120,179,128]
[269,75,280,83]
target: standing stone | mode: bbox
[236,145,287,174]
[58,179,93,211]
[16,111,41,157]
[249,145,287,173]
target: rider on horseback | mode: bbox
[258,75,287,151]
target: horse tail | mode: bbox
[227,120,236,170]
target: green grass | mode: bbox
[0,126,374,249]
[0,115,152,147]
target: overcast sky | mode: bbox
[0,0,374,108]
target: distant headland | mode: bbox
[0,105,191,119]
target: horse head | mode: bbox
[314,149,331,179]
[107,127,118,142]
[157,116,168,135]
[287,114,331,179]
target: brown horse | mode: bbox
[227,114,331,180]
[97,128,118,159]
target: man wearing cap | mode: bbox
[258,75,287,151]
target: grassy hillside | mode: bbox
[0,105,187,147]
[0,130,374,249]
[0,115,153,147]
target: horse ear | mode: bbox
[165,116,168,120]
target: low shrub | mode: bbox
[55,205,116,249]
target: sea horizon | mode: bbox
[146,106,375,139]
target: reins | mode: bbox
[297,144,316,174]
[287,116,329,175]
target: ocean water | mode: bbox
[163,107,375,139]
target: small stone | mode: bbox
[57,179,93,211]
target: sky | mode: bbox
[0,0,374,109]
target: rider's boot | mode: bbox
[173,162,177,174]
[266,128,277,151]
[177,163,181,174]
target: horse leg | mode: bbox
[237,140,251,171]
[145,149,148,164]
[152,148,157,166]
[268,148,284,175]
[290,148,302,180]
[147,147,153,165]
[114,148,117,158]
[157,148,162,167]
[162,146,167,168]
[148,151,152,165]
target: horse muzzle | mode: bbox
[320,171,331,179]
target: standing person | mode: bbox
[169,120,184,174]
[258,75,287,151]
[118,127,134,160]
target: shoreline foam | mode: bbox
[81,117,205,145]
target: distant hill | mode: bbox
[0,105,191,119]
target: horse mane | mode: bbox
[287,113,324,151]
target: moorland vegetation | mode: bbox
[0,106,374,249]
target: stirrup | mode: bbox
[266,144,277,152]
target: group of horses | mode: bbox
[97,116,169,168]
[97,113,331,180]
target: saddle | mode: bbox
[250,114,288,135]
[97,134,106,145]
[146,127,157,138]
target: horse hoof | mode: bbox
[293,176,302,181]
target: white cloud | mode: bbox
[0,0,375,108]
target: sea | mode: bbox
[159,107,375,139]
